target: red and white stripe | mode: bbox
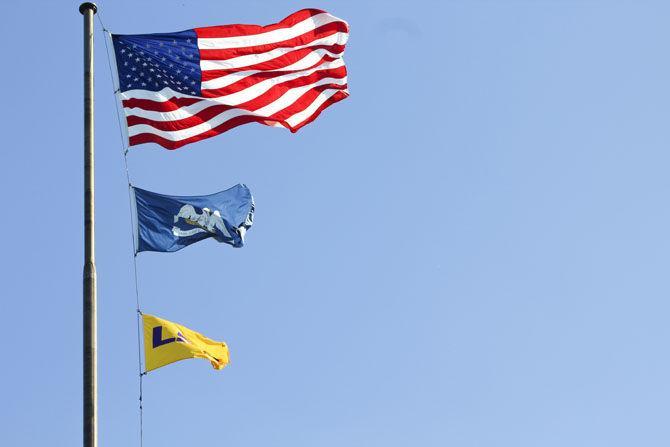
[118,9,349,150]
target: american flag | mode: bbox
[111,9,349,149]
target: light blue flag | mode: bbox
[132,184,254,253]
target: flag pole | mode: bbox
[80,3,98,447]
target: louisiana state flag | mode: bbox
[143,314,230,372]
[132,183,254,253]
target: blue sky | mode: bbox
[2,1,670,446]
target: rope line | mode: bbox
[98,14,145,447]
[98,16,128,153]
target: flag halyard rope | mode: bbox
[98,14,145,447]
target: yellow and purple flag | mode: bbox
[143,314,229,372]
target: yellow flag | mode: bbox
[143,314,229,372]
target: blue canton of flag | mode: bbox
[132,184,254,253]
[112,31,202,95]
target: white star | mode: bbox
[120,48,126,53]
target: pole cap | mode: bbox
[79,2,98,14]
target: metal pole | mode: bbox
[80,3,97,447]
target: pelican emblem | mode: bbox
[172,204,233,239]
